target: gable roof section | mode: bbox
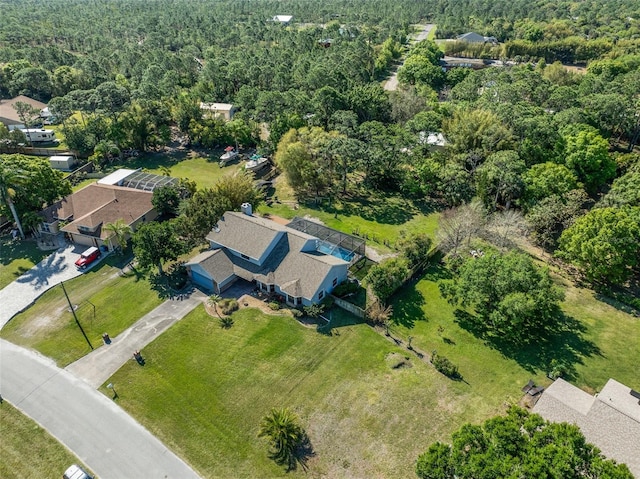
[185,249,235,283]
[0,96,47,124]
[43,183,154,239]
[206,211,289,260]
[533,378,640,476]
[457,32,486,43]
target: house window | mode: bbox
[42,223,50,233]
[269,284,275,293]
[318,290,324,300]
[241,254,250,260]
[332,277,338,287]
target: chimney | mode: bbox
[241,203,252,216]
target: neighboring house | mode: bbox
[418,131,447,149]
[200,102,236,121]
[38,183,157,250]
[185,208,349,306]
[456,32,497,44]
[0,95,47,128]
[532,378,640,477]
[272,15,293,25]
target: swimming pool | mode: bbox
[317,242,355,262]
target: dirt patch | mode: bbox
[385,352,412,370]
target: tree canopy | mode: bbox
[416,407,634,479]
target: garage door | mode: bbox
[191,270,214,292]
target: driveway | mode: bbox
[66,289,206,388]
[384,23,436,91]
[0,339,201,479]
[0,244,105,329]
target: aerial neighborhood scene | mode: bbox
[1,0,640,477]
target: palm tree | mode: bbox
[258,408,305,469]
[0,165,26,239]
[208,293,222,319]
[104,219,132,254]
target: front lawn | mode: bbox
[0,402,90,478]
[105,306,542,479]
[0,256,163,366]
[0,235,50,289]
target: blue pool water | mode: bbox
[317,242,355,262]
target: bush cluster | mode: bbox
[431,353,459,378]
[219,298,239,315]
[332,281,360,297]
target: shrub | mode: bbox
[431,353,459,378]
[303,303,325,318]
[219,298,239,315]
[332,281,360,297]
[291,308,303,318]
[268,301,280,310]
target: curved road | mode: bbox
[0,339,201,479]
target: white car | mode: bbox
[63,464,93,479]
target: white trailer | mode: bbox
[20,128,57,143]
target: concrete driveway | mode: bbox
[0,339,201,479]
[0,244,105,329]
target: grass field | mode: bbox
[106,306,522,479]
[259,191,440,252]
[0,402,90,478]
[111,149,244,190]
[0,235,50,290]
[0,256,163,367]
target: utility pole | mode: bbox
[60,281,93,350]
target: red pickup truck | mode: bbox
[75,246,101,269]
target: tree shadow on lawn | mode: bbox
[0,235,49,267]
[332,192,436,226]
[111,149,191,171]
[392,283,427,329]
[454,310,602,381]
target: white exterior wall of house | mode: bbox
[300,263,349,306]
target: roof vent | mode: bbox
[241,203,252,216]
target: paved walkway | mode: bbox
[0,339,201,479]
[0,244,106,329]
[66,289,206,388]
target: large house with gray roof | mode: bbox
[532,378,640,476]
[185,210,349,306]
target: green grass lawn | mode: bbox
[259,191,440,253]
[111,149,243,190]
[0,235,50,290]
[1,256,163,366]
[105,305,539,479]
[427,25,437,41]
[389,265,640,395]
[0,402,91,478]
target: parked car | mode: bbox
[75,246,101,269]
[63,464,92,479]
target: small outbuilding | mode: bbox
[273,15,293,25]
[200,102,237,121]
[49,155,77,171]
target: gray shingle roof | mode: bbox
[196,212,348,301]
[206,212,289,260]
[533,378,640,476]
[185,249,235,283]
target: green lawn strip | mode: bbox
[1,259,163,366]
[0,402,91,478]
[427,25,437,41]
[71,177,97,192]
[105,306,521,478]
[0,235,50,289]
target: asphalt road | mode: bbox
[0,339,201,479]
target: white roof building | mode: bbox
[273,15,293,25]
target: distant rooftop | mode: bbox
[533,378,640,476]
